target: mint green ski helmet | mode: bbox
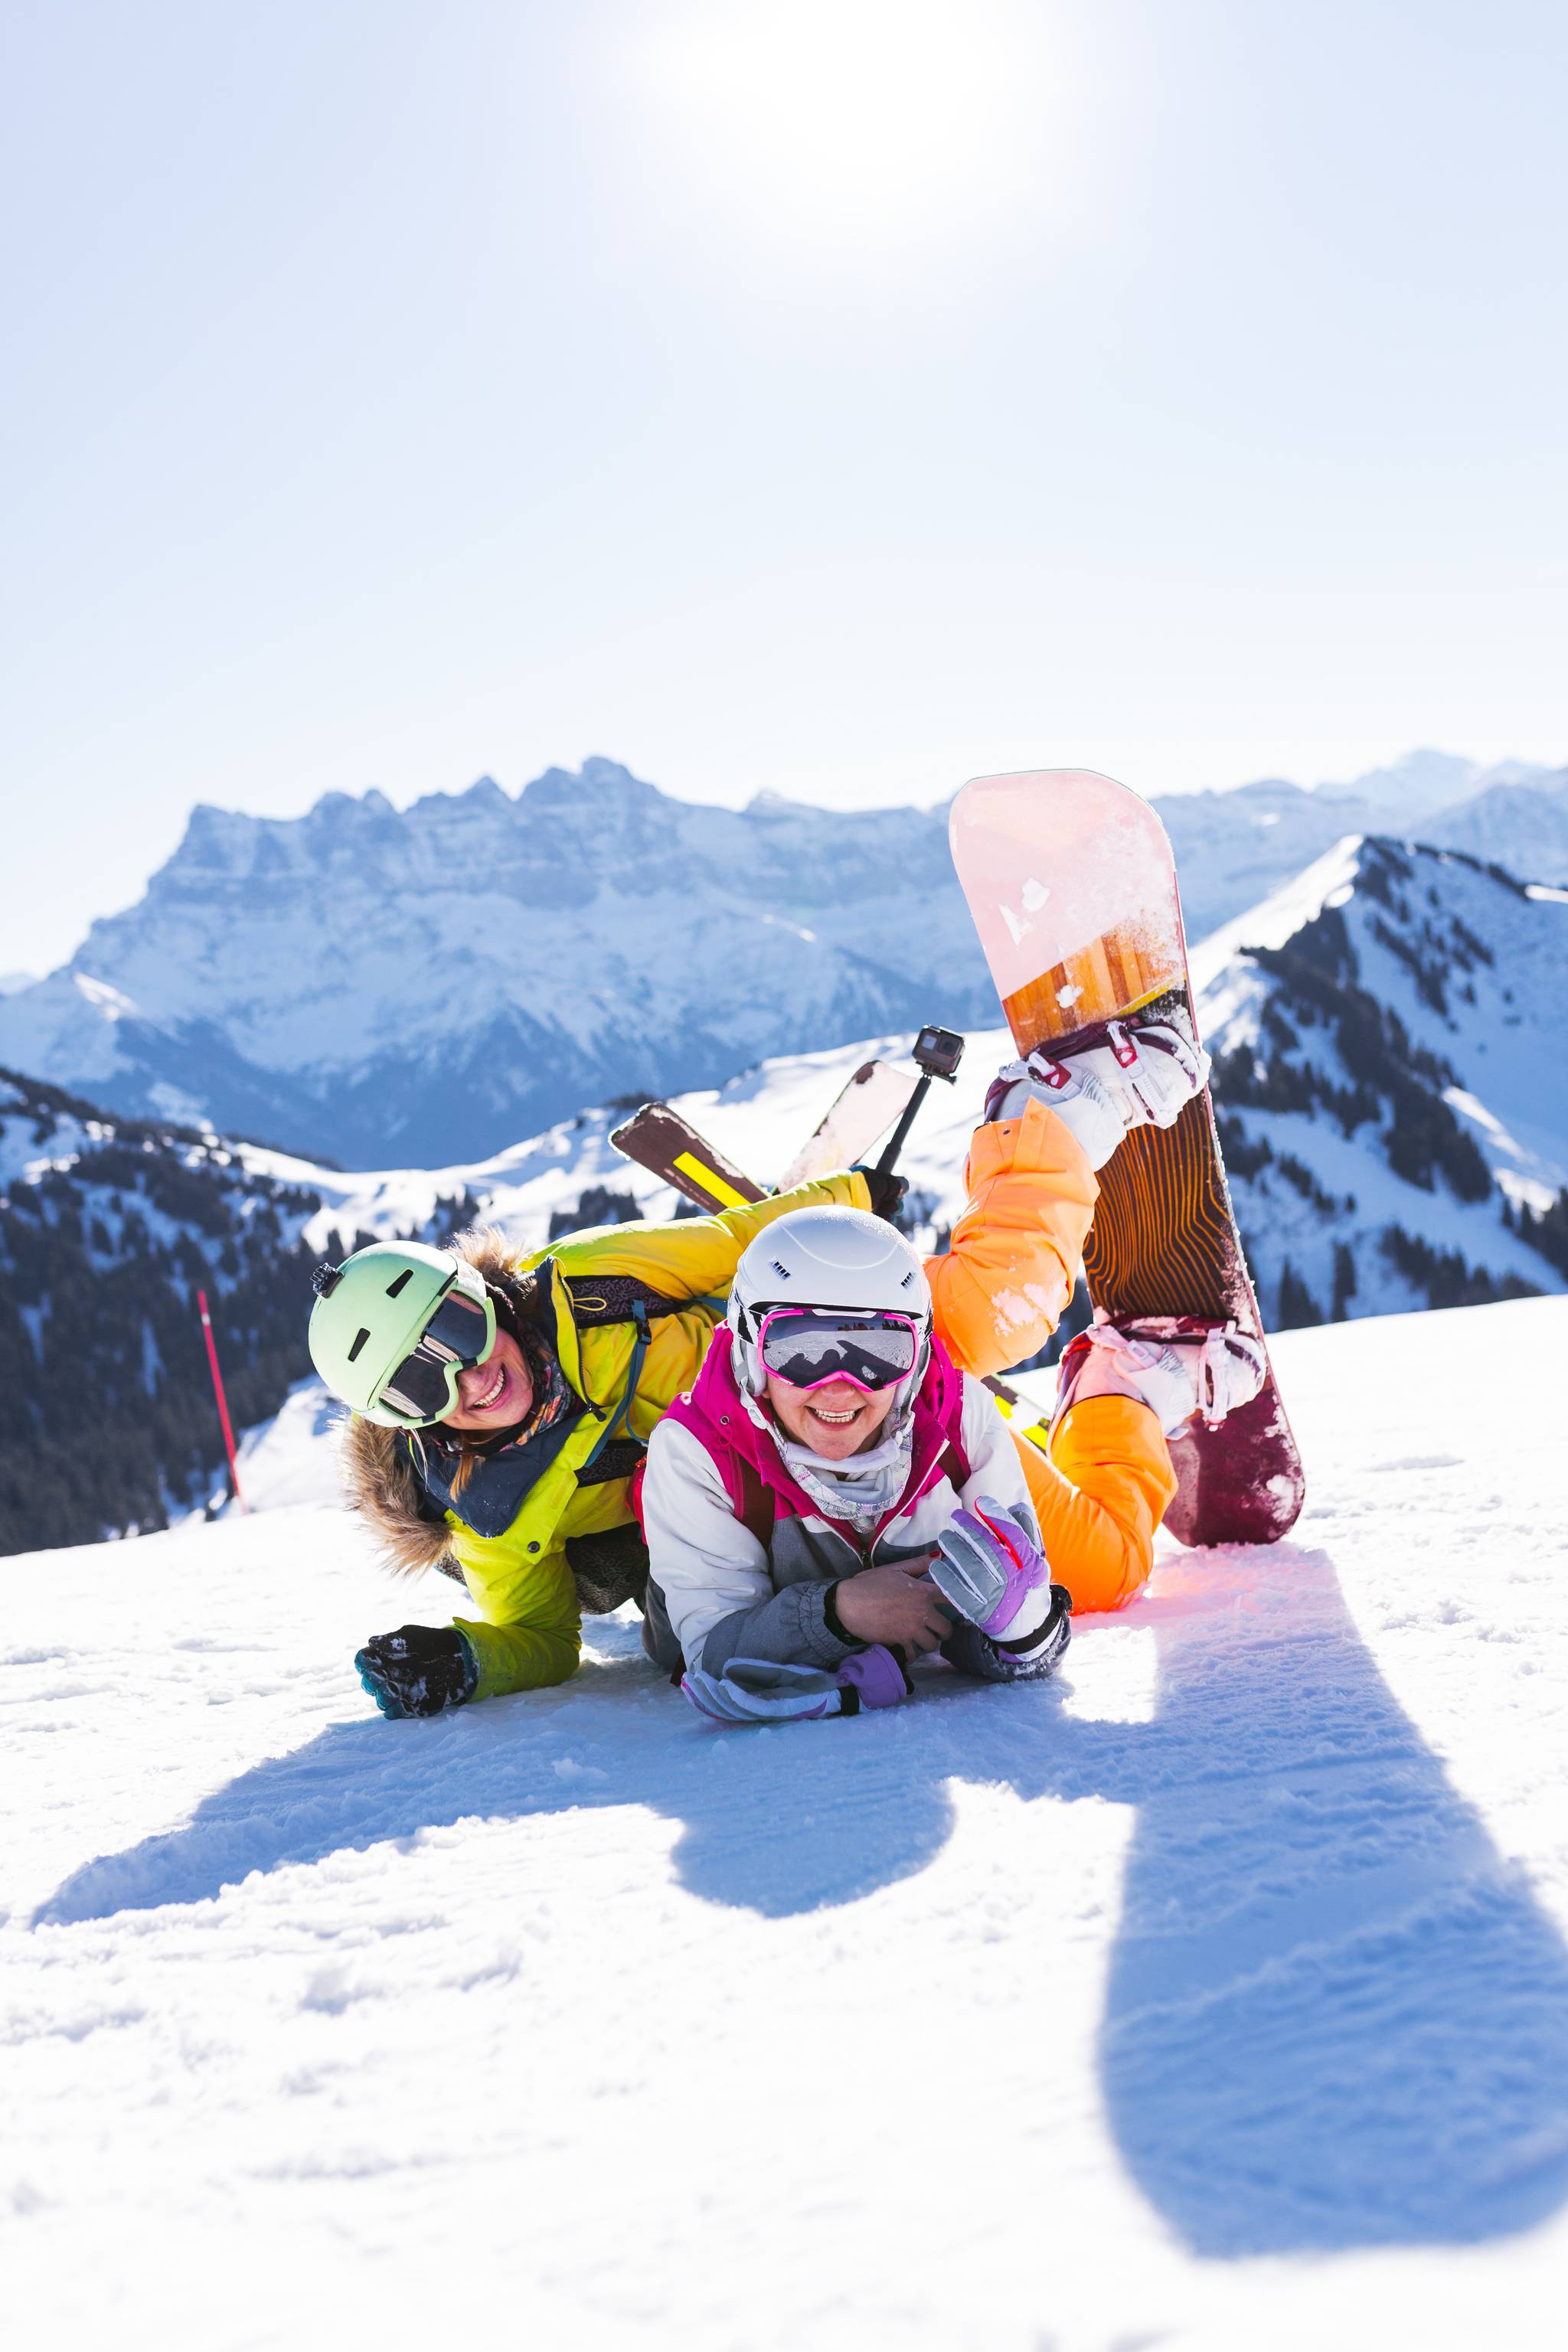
[308,1241,496,1427]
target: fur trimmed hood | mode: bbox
[339,1227,537,1583]
[333,1171,874,1594]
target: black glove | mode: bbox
[853,1164,908,1223]
[355,1625,478,1720]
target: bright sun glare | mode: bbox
[632,0,1058,266]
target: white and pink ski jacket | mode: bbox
[640,1325,1036,1679]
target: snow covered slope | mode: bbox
[249,1027,999,1260]
[5,750,1560,1167]
[1192,835,1568,1325]
[7,1295,1568,2350]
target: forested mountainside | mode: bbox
[1193,837,1568,1327]
[0,1071,476,1556]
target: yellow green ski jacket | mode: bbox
[341,1175,867,1699]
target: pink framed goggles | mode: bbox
[755,1307,922,1393]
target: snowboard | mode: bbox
[611,1058,920,1212]
[949,767,1305,1546]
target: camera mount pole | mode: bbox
[874,1025,965,1178]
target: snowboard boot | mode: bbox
[983,1011,1211,1172]
[1056,1315,1267,1436]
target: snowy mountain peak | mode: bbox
[4,749,1563,1169]
[1190,834,1367,985]
[1325,746,1479,813]
[1158,753,1564,939]
[518,756,665,817]
[1197,834,1568,1325]
[1423,768,1568,883]
[0,761,991,1163]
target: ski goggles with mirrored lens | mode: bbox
[755,1308,922,1394]
[377,1278,497,1426]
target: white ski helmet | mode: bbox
[728,1205,932,1393]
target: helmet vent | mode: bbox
[346,1327,371,1364]
[769,1259,792,1280]
[385,1270,413,1298]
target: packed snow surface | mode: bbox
[7,1297,1568,2348]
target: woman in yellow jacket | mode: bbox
[310,1021,1252,1718]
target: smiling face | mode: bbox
[763,1371,898,1462]
[442,1327,534,1432]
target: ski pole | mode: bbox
[874,1024,965,1177]
[197,1288,247,1513]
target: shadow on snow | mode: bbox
[35,1544,1568,2256]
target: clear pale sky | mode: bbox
[2,0,1564,973]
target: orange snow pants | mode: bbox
[925,1099,1178,1614]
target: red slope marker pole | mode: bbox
[197,1289,247,1514]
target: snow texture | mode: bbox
[5,1295,1568,2347]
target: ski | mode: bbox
[611,1057,920,1210]
[774,1059,920,1190]
[949,766,1305,1547]
[609,1103,766,1211]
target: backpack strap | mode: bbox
[625,1436,773,1541]
[733,1453,777,1549]
[562,1273,704,1326]
[577,1297,653,1481]
[559,1276,724,1490]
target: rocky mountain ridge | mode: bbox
[0,752,1562,1169]
[0,761,985,1165]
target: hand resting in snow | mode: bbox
[831,1557,952,1656]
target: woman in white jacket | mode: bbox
[639,1204,1074,1725]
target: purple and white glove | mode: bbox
[985,1016,1210,1171]
[931,1497,1072,1662]
[681,1645,911,1726]
[836,1645,912,1711]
